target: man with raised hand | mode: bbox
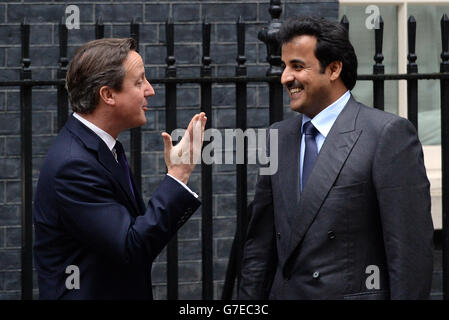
[33,38,207,299]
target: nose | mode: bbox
[144,79,155,97]
[281,68,294,86]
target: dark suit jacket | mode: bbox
[239,96,434,300]
[33,114,201,299]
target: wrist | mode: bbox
[167,169,190,185]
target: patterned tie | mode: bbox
[114,140,135,199]
[302,121,318,191]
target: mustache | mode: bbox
[287,81,304,90]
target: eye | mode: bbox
[294,64,304,71]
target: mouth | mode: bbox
[288,86,304,99]
[142,105,148,111]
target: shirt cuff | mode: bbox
[166,174,199,198]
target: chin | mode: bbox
[130,118,147,129]
[138,118,147,127]
[290,103,306,114]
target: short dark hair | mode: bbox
[66,38,137,114]
[278,16,358,90]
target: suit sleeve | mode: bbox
[53,158,201,266]
[238,128,278,299]
[372,116,434,299]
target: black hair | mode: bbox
[278,16,358,90]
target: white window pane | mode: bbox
[339,5,398,116]
[409,5,449,145]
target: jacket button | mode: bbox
[277,232,281,239]
[312,271,320,279]
[328,231,336,240]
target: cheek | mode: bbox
[131,89,143,100]
[303,74,319,88]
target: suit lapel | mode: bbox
[129,173,146,213]
[278,115,302,226]
[285,97,363,260]
[96,144,142,216]
[65,115,142,217]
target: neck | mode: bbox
[77,107,120,139]
[308,85,348,119]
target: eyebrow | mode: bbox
[137,71,145,79]
[288,58,306,65]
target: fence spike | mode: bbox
[373,15,384,111]
[95,16,104,39]
[268,0,282,20]
[202,17,211,76]
[442,14,449,66]
[340,15,349,32]
[407,16,417,66]
[236,16,246,73]
[165,16,175,77]
[130,19,140,52]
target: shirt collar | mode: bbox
[302,90,351,138]
[73,112,117,151]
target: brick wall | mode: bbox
[0,0,338,300]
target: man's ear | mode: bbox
[327,61,343,81]
[98,86,115,106]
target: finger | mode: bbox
[161,132,173,152]
[191,122,201,164]
[201,112,207,142]
[186,113,200,133]
[200,116,207,143]
[191,115,207,164]
[185,114,201,145]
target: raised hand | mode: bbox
[161,112,207,184]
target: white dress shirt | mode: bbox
[73,112,198,198]
[299,90,351,191]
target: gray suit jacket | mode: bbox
[239,96,434,300]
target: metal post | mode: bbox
[95,17,104,39]
[165,15,178,300]
[57,17,69,131]
[235,16,248,294]
[407,16,418,131]
[373,16,385,111]
[130,19,142,193]
[20,19,33,300]
[222,17,250,301]
[258,0,283,124]
[440,13,449,300]
[200,17,213,300]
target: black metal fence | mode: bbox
[1,1,449,300]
